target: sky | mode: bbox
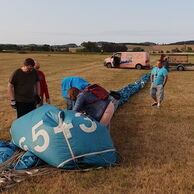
[0,0,194,45]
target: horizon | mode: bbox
[1,0,194,45]
[1,40,194,46]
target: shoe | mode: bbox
[151,102,157,106]
[157,103,161,108]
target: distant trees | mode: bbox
[132,47,144,52]
[101,43,127,52]
[27,44,51,51]
[122,42,156,46]
[171,48,181,53]
[80,41,128,52]
[1,41,194,54]
[81,42,100,52]
[187,47,193,52]
[0,44,70,53]
[0,44,20,51]
[169,41,194,45]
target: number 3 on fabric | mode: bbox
[32,120,49,152]
[75,113,97,133]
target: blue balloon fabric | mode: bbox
[61,76,90,99]
[118,73,150,105]
[10,104,117,169]
[14,151,45,170]
[0,141,44,169]
[0,141,18,164]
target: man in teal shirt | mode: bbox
[150,60,168,107]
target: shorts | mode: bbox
[150,83,164,100]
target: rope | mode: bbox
[0,152,109,191]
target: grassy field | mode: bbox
[0,53,194,193]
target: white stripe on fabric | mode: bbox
[64,132,75,159]
[55,112,75,160]
[57,148,116,168]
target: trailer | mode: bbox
[161,54,194,71]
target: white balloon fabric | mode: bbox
[10,104,117,169]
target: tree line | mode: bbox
[0,42,129,53]
[0,44,52,52]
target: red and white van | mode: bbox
[104,52,150,69]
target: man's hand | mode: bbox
[35,95,41,105]
[46,98,50,104]
[10,100,16,109]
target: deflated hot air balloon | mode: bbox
[10,104,117,169]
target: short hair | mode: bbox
[155,60,162,65]
[24,58,35,66]
[156,59,162,63]
[68,87,80,101]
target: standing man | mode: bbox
[34,61,50,106]
[8,58,41,118]
[150,60,168,107]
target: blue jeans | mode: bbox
[66,98,75,110]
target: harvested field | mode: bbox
[0,53,194,194]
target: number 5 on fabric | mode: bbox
[10,104,117,169]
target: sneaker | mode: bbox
[157,103,161,108]
[151,102,158,106]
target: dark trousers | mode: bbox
[16,102,36,118]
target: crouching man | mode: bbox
[68,87,115,127]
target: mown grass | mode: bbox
[0,53,194,194]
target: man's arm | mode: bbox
[8,83,15,100]
[41,72,50,103]
[163,75,168,87]
[150,74,154,83]
[8,82,17,109]
[72,93,84,112]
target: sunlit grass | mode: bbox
[0,53,194,193]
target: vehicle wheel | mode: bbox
[177,65,184,71]
[136,64,142,70]
[107,63,112,68]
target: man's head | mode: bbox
[24,58,35,71]
[155,60,163,68]
[34,61,40,70]
[68,87,80,101]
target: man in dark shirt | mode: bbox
[8,58,41,118]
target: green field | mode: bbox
[0,53,194,193]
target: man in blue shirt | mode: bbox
[61,76,90,110]
[150,60,168,107]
